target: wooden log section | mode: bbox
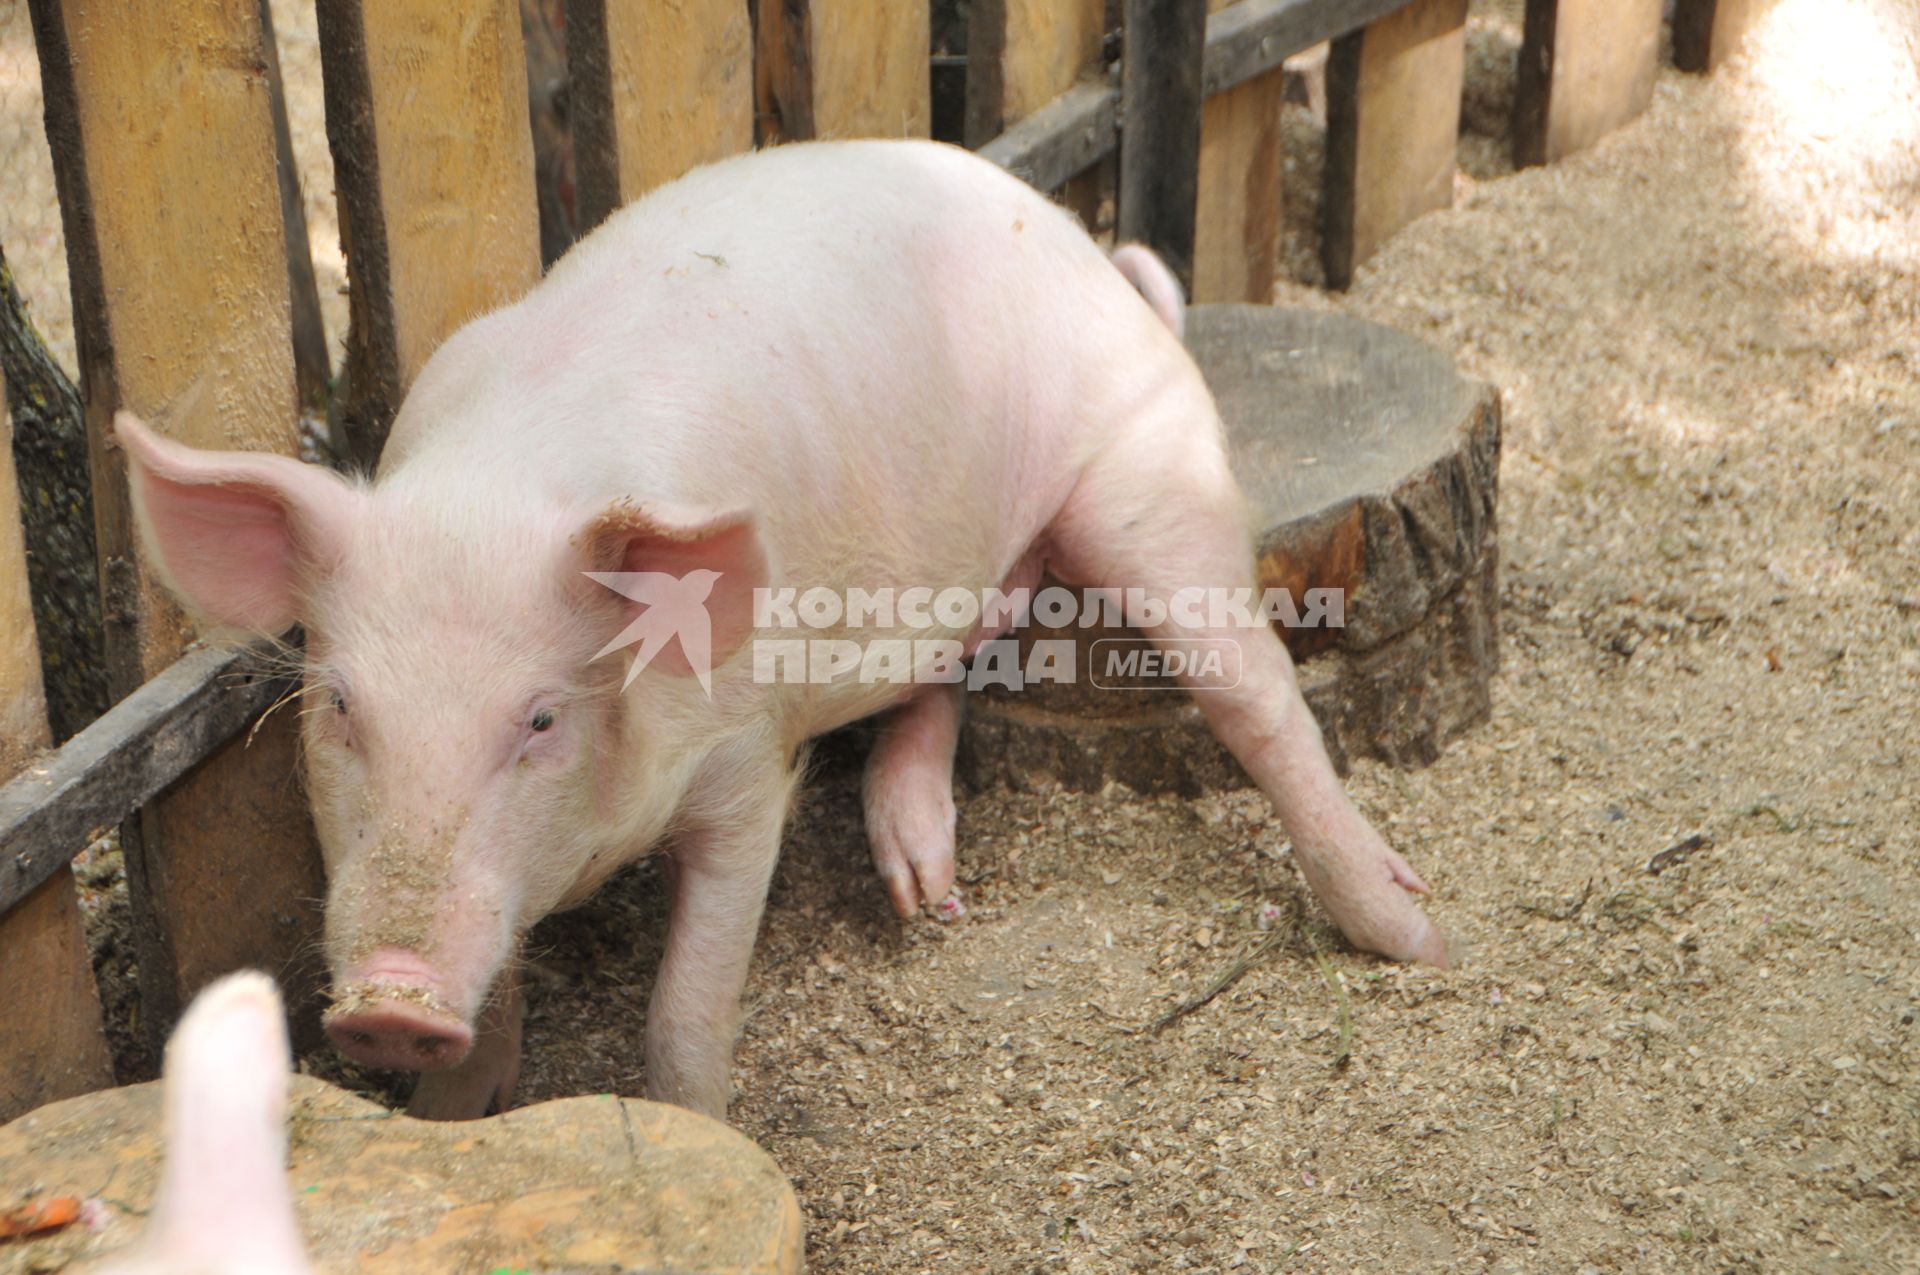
[1672,0,1780,73]
[1321,0,1468,289]
[569,0,755,233]
[1513,0,1663,167]
[315,0,543,462]
[0,371,112,1122]
[1193,0,1287,303]
[1117,0,1208,293]
[0,1077,804,1273]
[756,0,931,143]
[960,305,1500,795]
[28,0,328,1053]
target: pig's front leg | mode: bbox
[863,683,964,919]
[645,765,796,1118]
[406,964,524,1120]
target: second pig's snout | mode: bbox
[324,960,473,1073]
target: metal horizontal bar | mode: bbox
[0,639,295,917]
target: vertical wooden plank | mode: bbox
[1117,0,1208,292]
[964,0,1107,225]
[1321,0,1468,289]
[964,0,1105,144]
[29,0,328,1054]
[756,0,931,143]
[315,0,542,462]
[1193,0,1286,304]
[569,0,754,233]
[1513,0,1663,166]
[0,368,113,1122]
[1673,0,1778,73]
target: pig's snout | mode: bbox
[324,960,472,1072]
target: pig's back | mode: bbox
[382,140,1187,591]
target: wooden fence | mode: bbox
[0,0,1775,1120]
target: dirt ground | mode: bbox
[5,0,1918,1270]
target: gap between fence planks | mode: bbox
[28,0,328,1056]
[568,0,755,234]
[0,365,112,1123]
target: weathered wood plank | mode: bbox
[965,0,1106,145]
[0,368,113,1122]
[0,643,290,920]
[1673,0,1779,73]
[569,0,754,232]
[979,80,1119,194]
[1117,0,1208,291]
[980,0,1419,198]
[1513,0,1663,167]
[756,0,931,142]
[1321,0,1468,288]
[315,0,543,462]
[29,0,327,1050]
[1194,0,1287,303]
[965,0,1108,223]
[1201,0,1414,97]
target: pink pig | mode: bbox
[90,972,311,1275]
[120,139,1448,1122]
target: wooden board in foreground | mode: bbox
[0,1077,803,1273]
[960,304,1500,795]
[1513,0,1664,167]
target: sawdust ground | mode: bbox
[497,7,1920,1271]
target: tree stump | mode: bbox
[959,303,1501,795]
[0,1077,804,1273]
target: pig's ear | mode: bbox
[116,411,360,635]
[576,499,768,678]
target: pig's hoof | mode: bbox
[934,892,967,922]
[866,787,959,919]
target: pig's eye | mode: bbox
[329,690,348,716]
[529,708,556,733]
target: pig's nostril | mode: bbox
[415,1034,450,1055]
[348,1031,376,1047]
